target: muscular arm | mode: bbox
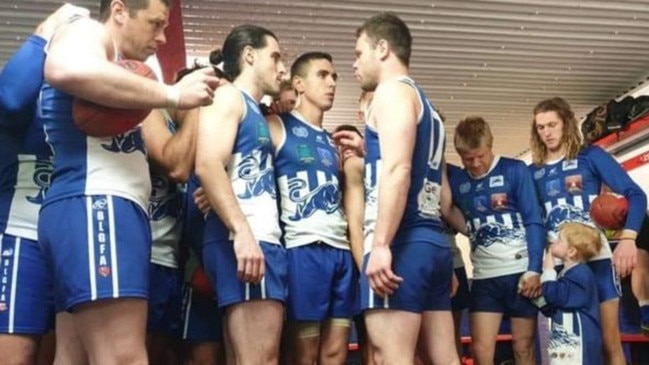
[371,82,418,248]
[440,162,467,235]
[513,162,545,273]
[343,155,366,269]
[195,85,250,236]
[44,19,174,109]
[142,108,199,183]
[0,36,46,115]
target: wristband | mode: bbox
[165,85,180,108]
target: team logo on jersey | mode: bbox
[533,168,546,180]
[545,179,561,197]
[490,193,508,211]
[562,160,578,171]
[545,204,592,235]
[256,122,271,146]
[489,175,504,188]
[417,180,441,219]
[98,265,111,277]
[92,198,108,210]
[26,158,53,205]
[296,144,316,164]
[317,147,334,167]
[474,195,488,212]
[237,151,276,199]
[287,177,340,221]
[292,126,309,138]
[548,167,558,176]
[1,249,13,257]
[475,182,485,192]
[459,182,471,194]
[101,129,146,155]
[472,222,526,251]
[564,175,583,194]
[315,135,325,144]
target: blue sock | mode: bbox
[640,305,649,325]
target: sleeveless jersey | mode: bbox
[363,77,446,253]
[527,146,647,261]
[38,82,151,211]
[274,112,348,250]
[205,91,281,244]
[149,113,183,268]
[0,35,52,241]
[449,156,544,279]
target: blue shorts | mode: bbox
[203,240,287,308]
[147,263,182,334]
[38,195,151,312]
[178,282,222,342]
[587,258,621,302]
[360,241,452,313]
[0,234,54,334]
[470,272,538,318]
[451,267,470,312]
[286,244,356,321]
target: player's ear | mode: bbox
[111,0,128,24]
[376,39,389,60]
[243,46,255,66]
[292,75,306,95]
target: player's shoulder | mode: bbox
[580,144,607,158]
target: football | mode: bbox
[72,59,157,137]
[589,192,629,230]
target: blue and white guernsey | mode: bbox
[529,146,647,261]
[206,91,281,245]
[448,157,545,279]
[274,112,348,250]
[39,82,151,211]
[149,112,183,268]
[0,35,51,241]
[364,77,447,253]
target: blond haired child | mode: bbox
[541,222,603,365]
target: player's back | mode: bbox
[38,82,151,211]
[363,76,447,250]
[274,112,347,250]
[0,103,52,241]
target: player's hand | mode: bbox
[518,271,541,298]
[450,272,459,298]
[332,130,364,158]
[174,67,224,109]
[192,187,210,215]
[543,247,557,270]
[613,239,637,278]
[37,3,90,41]
[232,229,265,284]
[365,246,403,297]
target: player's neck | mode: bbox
[295,103,324,129]
[545,146,566,163]
[233,75,263,102]
[378,63,410,84]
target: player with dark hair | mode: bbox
[37,0,219,363]
[267,51,355,365]
[195,24,288,364]
[343,12,461,364]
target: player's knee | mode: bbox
[471,340,496,360]
[0,336,38,365]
